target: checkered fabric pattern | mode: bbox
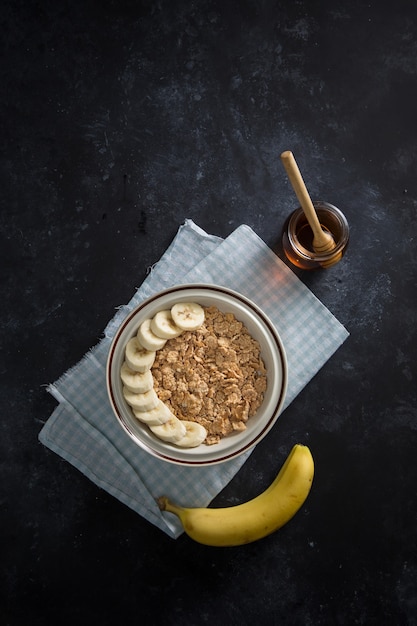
[39,220,349,538]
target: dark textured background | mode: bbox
[2,1,417,624]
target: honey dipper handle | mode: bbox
[280,150,322,238]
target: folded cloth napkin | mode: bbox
[39,219,349,538]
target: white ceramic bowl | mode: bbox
[106,285,287,466]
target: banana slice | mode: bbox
[122,387,159,412]
[125,337,156,373]
[137,318,167,351]
[132,400,173,426]
[150,415,187,443]
[170,302,205,331]
[120,361,154,393]
[176,420,207,448]
[150,309,183,339]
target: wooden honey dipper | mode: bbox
[280,151,337,256]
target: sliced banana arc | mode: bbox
[120,302,207,447]
[171,302,205,331]
[123,387,159,412]
[125,337,156,373]
[150,415,187,443]
[151,309,183,339]
[176,421,208,448]
[132,400,173,426]
[121,362,154,393]
[137,318,167,351]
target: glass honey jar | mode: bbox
[282,201,349,270]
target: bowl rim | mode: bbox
[106,284,288,466]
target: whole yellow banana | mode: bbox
[158,443,314,546]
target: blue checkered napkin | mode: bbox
[39,219,349,538]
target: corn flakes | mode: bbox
[151,306,267,445]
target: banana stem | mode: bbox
[157,496,182,517]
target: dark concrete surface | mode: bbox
[1,1,417,624]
